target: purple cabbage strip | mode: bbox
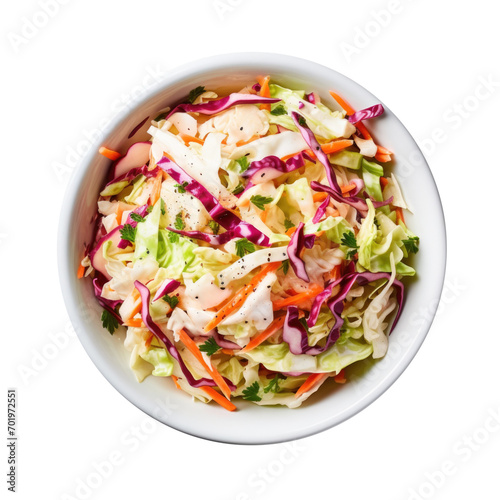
[158,156,270,245]
[307,275,344,327]
[93,274,123,324]
[291,111,342,194]
[298,101,304,109]
[153,279,181,302]
[305,92,316,104]
[311,181,369,215]
[167,220,270,247]
[363,192,394,209]
[252,83,261,93]
[287,222,314,283]
[312,195,330,224]
[105,164,159,189]
[213,331,241,350]
[117,204,150,249]
[134,281,220,389]
[128,116,149,139]
[242,154,305,181]
[167,93,280,119]
[284,271,404,355]
[348,104,384,124]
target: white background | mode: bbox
[2,1,500,499]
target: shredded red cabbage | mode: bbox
[348,104,384,124]
[93,274,123,324]
[105,164,159,190]
[291,112,342,194]
[311,181,369,215]
[111,141,151,179]
[168,220,270,247]
[287,222,315,282]
[312,195,330,223]
[167,93,280,119]
[305,92,316,104]
[242,154,305,184]
[153,279,181,302]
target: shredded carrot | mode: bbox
[77,263,86,279]
[99,147,121,161]
[377,145,392,155]
[272,284,323,311]
[341,182,356,195]
[355,121,372,140]
[221,349,235,356]
[201,387,237,412]
[240,315,286,353]
[285,226,297,238]
[295,373,329,398]
[395,207,405,224]
[325,264,341,282]
[257,75,271,111]
[144,334,153,348]
[171,375,182,390]
[204,262,281,333]
[149,170,163,206]
[179,134,204,146]
[115,205,124,225]
[334,369,347,384]
[123,317,144,328]
[235,134,260,147]
[177,328,232,400]
[260,210,268,223]
[375,153,392,163]
[313,192,329,203]
[329,91,355,115]
[321,139,353,155]
[380,177,389,189]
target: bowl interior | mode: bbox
[59,54,446,444]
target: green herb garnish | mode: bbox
[188,86,206,104]
[174,212,185,230]
[270,105,287,116]
[284,219,295,231]
[119,224,136,243]
[250,195,273,211]
[242,381,262,402]
[208,220,220,235]
[199,337,222,356]
[101,310,119,335]
[403,236,419,254]
[162,295,179,309]
[130,213,146,223]
[235,238,256,258]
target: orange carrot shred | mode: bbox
[295,373,329,398]
[313,192,329,203]
[272,284,323,311]
[77,263,86,279]
[171,375,182,390]
[99,147,121,161]
[240,315,286,353]
[201,387,237,412]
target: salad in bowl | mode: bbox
[79,77,419,411]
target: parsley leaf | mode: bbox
[174,181,188,194]
[374,217,381,229]
[403,236,420,254]
[242,381,262,402]
[120,224,136,243]
[232,183,244,195]
[235,156,250,173]
[188,86,206,104]
[208,220,220,235]
[168,231,180,243]
[297,116,307,127]
[160,199,166,216]
[154,112,168,122]
[162,294,179,309]
[146,205,154,213]
[264,375,285,394]
[270,105,287,116]
[130,213,146,223]
[199,337,222,356]
[235,238,256,258]
[174,212,185,230]
[284,219,295,231]
[250,195,273,211]
[341,231,358,249]
[101,310,119,335]
[279,259,290,275]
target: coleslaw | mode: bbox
[80,77,419,411]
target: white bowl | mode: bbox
[58,53,446,444]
